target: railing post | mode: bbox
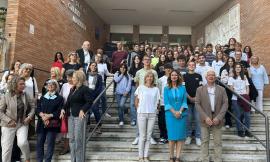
[266,116,270,162]
[82,117,87,162]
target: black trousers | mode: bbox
[225,88,233,126]
[158,106,168,139]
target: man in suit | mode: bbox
[76,41,94,72]
[195,69,228,162]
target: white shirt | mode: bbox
[228,76,250,100]
[83,49,90,64]
[60,83,72,103]
[211,60,225,77]
[135,85,160,113]
[88,76,95,90]
[97,63,110,82]
[229,51,248,61]
[195,64,211,85]
[207,86,215,112]
[158,76,168,106]
[24,77,38,100]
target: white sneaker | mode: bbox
[119,121,124,126]
[150,137,157,145]
[185,137,192,145]
[90,113,95,118]
[195,138,201,146]
[225,125,230,129]
[104,113,111,118]
[132,137,139,145]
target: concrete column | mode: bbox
[161,25,169,46]
[133,25,139,43]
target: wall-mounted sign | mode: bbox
[60,0,87,31]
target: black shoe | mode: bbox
[245,131,253,137]
[237,131,245,137]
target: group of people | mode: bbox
[0,37,268,162]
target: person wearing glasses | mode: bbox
[61,52,83,81]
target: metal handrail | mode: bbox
[82,79,114,161]
[216,79,270,162]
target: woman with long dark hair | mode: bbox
[129,55,143,126]
[86,62,103,132]
[164,70,188,162]
[155,54,167,78]
[220,57,235,128]
[114,63,131,126]
[52,52,65,71]
[228,63,251,137]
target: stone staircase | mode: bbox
[29,80,270,162]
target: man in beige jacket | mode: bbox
[195,69,228,162]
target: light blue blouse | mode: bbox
[250,65,269,90]
[164,85,188,112]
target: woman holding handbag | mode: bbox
[36,80,64,162]
[59,69,75,155]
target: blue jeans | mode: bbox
[116,94,128,122]
[130,85,137,122]
[232,100,250,132]
[89,102,102,126]
[36,131,57,162]
[99,84,108,114]
[187,104,201,138]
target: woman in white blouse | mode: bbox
[135,72,160,162]
[212,51,225,77]
[250,56,269,112]
[228,63,251,138]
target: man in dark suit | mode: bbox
[76,41,94,72]
[195,69,228,162]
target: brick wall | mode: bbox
[4,0,109,88]
[192,0,270,97]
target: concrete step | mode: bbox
[29,151,267,162]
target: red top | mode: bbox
[52,60,63,71]
[111,51,128,71]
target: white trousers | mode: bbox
[252,89,263,112]
[1,124,30,162]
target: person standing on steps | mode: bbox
[132,55,159,145]
[135,72,160,162]
[183,61,202,146]
[195,69,228,162]
[59,70,75,155]
[164,70,188,162]
[76,41,94,73]
[62,71,94,162]
[0,76,35,162]
[157,63,173,145]
[36,80,64,162]
[111,42,128,73]
[114,63,132,126]
[129,55,143,126]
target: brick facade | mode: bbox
[192,0,270,97]
[4,0,109,88]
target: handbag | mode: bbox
[45,119,60,128]
[60,116,68,133]
[237,94,251,112]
